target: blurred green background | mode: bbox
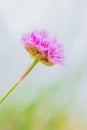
[0,0,87,129]
[0,68,86,130]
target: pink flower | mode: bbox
[22,30,65,66]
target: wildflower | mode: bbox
[0,29,65,104]
[22,30,64,66]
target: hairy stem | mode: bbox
[0,59,38,104]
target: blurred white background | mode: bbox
[0,0,87,109]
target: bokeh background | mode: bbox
[0,0,87,129]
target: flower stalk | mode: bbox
[0,59,38,104]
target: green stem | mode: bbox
[0,59,38,104]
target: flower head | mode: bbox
[22,30,65,66]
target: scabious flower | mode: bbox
[22,30,64,66]
[0,29,65,104]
